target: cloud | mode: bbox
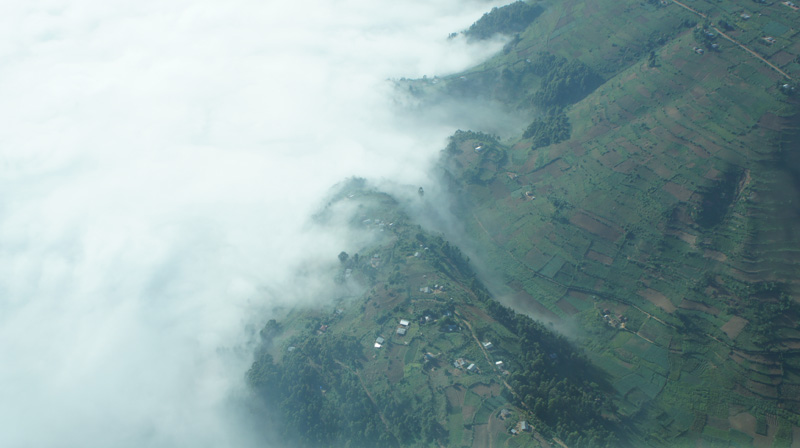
[0,0,510,446]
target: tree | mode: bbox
[338,251,349,263]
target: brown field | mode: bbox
[462,403,479,424]
[758,112,787,132]
[586,250,614,265]
[613,158,638,173]
[679,299,721,316]
[638,288,677,313]
[570,210,624,241]
[721,316,749,340]
[703,249,727,262]
[705,168,722,180]
[772,51,795,66]
[667,229,697,247]
[471,383,493,398]
[663,181,693,201]
[556,298,579,315]
[730,412,758,437]
[472,423,490,448]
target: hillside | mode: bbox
[425,0,800,446]
[246,0,800,446]
[246,186,625,447]
[248,185,623,447]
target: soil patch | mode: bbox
[638,288,677,313]
[586,250,614,265]
[721,316,749,340]
[570,210,623,241]
[679,299,721,316]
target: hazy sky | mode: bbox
[0,0,507,446]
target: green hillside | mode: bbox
[248,186,621,447]
[247,0,800,446]
[425,0,800,446]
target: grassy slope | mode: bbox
[438,0,800,446]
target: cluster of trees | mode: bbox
[693,167,743,228]
[528,53,603,108]
[445,129,500,154]
[248,334,391,447]
[463,1,542,40]
[486,300,620,447]
[248,327,446,447]
[523,108,572,148]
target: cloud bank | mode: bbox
[0,0,509,446]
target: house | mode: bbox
[375,337,385,345]
[399,319,410,327]
[693,47,704,54]
[740,13,751,19]
[467,363,476,372]
[495,361,504,368]
[396,327,407,336]
[454,358,467,369]
[519,421,531,432]
[483,341,494,350]
[763,36,776,44]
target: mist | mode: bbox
[0,0,521,446]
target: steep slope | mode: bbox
[429,0,800,446]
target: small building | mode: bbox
[454,358,467,369]
[740,13,751,19]
[520,421,531,432]
[483,341,494,350]
[445,324,459,332]
[693,47,704,54]
[467,363,476,372]
[495,361,504,368]
[396,327,407,336]
[376,337,385,345]
[399,319,410,327]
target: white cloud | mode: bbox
[0,0,508,446]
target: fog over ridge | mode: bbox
[0,0,511,446]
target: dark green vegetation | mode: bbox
[248,188,620,447]
[428,0,800,446]
[462,1,543,41]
